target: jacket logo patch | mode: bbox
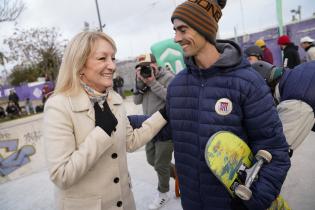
[215,98,233,116]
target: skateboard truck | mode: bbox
[234,150,272,200]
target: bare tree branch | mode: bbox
[0,0,25,22]
[4,27,67,82]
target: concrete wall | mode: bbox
[0,97,142,184]
[0,114,46,184]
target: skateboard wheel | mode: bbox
[256,150,272,163]
[235,185,252,200]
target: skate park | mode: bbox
[0,96,315,210]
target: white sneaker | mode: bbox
[148,192,170,210]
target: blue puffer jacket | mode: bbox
[279,61,315,111]
[166,40,290,210]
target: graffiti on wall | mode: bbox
[0,139,35,176]
[0,117,44,180]
[23,130,42,147]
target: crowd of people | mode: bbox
[0,83,53,120]
[244,39,315,158]
[38,1,314,210]
[245,34,315,69]
[0,90,22,119]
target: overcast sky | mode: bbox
[0,0,314,61]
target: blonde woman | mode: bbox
[43,31,167,210]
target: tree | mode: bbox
[0,0,25,22]
[8,64,40,86]
[3,27,67,83]
[37,46,62,81]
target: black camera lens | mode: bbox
[140,66,152,78]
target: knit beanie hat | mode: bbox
[171,0,227,45]
[277,35,291,45]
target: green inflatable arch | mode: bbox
[150,39,186,74]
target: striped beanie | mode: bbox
[171,0,227,45]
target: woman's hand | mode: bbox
[94,101,118,136]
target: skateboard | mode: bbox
[204,131,290,210]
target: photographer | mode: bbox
[133,53,175,210]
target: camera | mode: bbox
[140,65,152,78]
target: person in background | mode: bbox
[24,97,36,115]
[252,60,315,156]
[133,53,175,210]
[6,100,19,118]
[8,89,20,111]
[300,36,315,62]
[42,83,53,105]
[244,46,283,94]
[255,39,274,64]
[43,31,167,210]
[277,35,301,69]
[166,0,290,209]
[244,45,263,64]
[0,105,6,118]
[113,73,125,99]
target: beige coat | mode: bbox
[43,89,166,210]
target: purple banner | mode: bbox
[0,81,54,101]
[233,17,315,66]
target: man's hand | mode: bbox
[159,106,168,121]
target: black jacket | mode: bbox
[283,43,301,69]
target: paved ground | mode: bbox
[281,131,315,210]
[0,96,182,210]
[0,147,182,210]
[1,96,315,210]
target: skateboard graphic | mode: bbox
[204,131,290,210]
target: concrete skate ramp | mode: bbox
[0,96,142,184]
[0,114,46,184]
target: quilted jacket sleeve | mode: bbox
[127,115,171,141]
[242,74,291,210]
